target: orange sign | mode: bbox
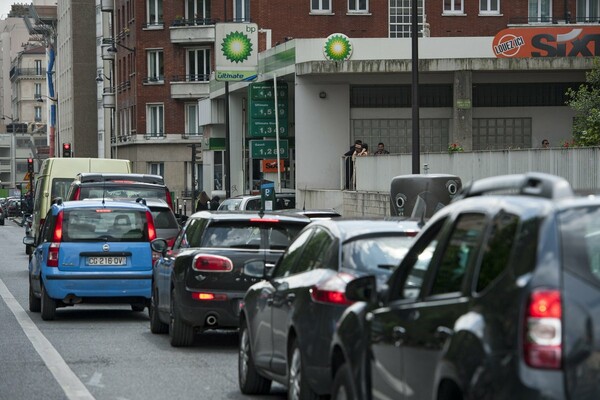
[262,159,284,173]
[493,27,600,58]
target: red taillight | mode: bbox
[250,218,280,223]
[73,187,81,200]
[524,289,562,369]
[165,191,174,210]
[191,292,228,301]
[52,211,64,242]
[146,211,156,241]
[47,242,60,267]
[167,238,176,248]
[192,254,233,272]
[310,273,355,306]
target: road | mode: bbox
[0,218,286,400]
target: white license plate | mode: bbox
[87,256,126,266]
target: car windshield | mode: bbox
[62,209,149,242]
[218,199,243,211]
[150,208,178,229]
[193,221,305,250]
[79,185,167,201]
[342,235,415,275]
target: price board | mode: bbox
[250,139,288,159]
[248,81,288,138]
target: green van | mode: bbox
[27,158,132,255]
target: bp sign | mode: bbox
[215,23,258,82]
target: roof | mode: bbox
[189,210,311,223]
[309,217,423,243]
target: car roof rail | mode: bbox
[454,172,574,201]
[76,173,165,185]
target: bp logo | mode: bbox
[323,33,352,61]
[221,31,253,63]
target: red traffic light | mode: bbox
[62,142,72,157]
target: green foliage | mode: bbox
[566,58,600,146]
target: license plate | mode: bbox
[87,256,126,266]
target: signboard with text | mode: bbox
[250,139,288,159]
[493,27,600,58]
[248,81,288,138]
[215,23,258,81]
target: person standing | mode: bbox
[374,142,390,155]
[196,191,210,211]
[209,195,221,210]
[542,139,550,148]
[344,140,363,189]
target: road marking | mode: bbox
[0,278,95,400]
[87,372,105,388]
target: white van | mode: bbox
[28,158,132,253]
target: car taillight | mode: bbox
[52,211,64,242]
[524,289,562,369]
[73,187,81,200]
[166,191,174,210]
[310,273,356,306]
[47,242,60,267]
[191,292,228,301]
[146,211,156,241]
[250,218,279,223]
[192,254,233,272]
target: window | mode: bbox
[34,106,42,122]
[35,83,42,98]
[480,0,499,14]
[187,0,211,21]
[348,0,368,13]
[187,48,211,81]
[148,162,164,177]
[146,0,163,25]
[529,0,551,23]
[429,214,487,296]
[34,60,42,75]
[390,0,425,38]
[234,0,250,21]
[272,229,313,278]
[311,0,332,13]
[577,0,599,22]
[291,227,335,273]
[444,0,464,14]
[214,151,223,190]
[147,50,164,82]
[146,104,164,137]
[186,103,200,135]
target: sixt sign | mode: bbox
[493,27,600,58]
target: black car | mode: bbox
[330,172,600,400]
[0,203,5,225]
[149,211,310,347]
[238,218,422,399]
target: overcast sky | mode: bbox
[0,2,12,19]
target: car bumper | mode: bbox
[44,274,152,300]
[176,285,245,329]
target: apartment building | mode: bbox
[100,0,599,202]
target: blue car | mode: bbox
[25,199,157,320]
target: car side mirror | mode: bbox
[23,236,35,246]
[151,238,169,255]
[345,275,377,303]
[243,260,266,278]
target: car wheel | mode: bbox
[40,284,56,321]
[131,304,145,312]
[28,276,41,313]
[238,319,271,394]
[169,289,194,347]
[149,286,168,334]
[288,339,319,400]
[332,363,357,400]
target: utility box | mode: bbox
[390,174,462,218]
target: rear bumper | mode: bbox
[176,285,245,329]
[44,274,152,300]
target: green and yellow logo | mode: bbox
[221,31,253,63]
[323,33,352,61]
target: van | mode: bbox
[28,158,132,254]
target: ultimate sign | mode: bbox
[493,27,600,58]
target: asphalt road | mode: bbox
[0,218,287,400]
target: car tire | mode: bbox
[169,289,194,347]
[40,283,56,321]
[28,276,41,313]
[131,304,145,312]
[238,319,271,394]
[288,339,319,400]
[332,363,358,400]
[149,286,168,334]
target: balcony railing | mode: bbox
[143,76,165,84]
[10,68,46,79]
[170,19,216,44]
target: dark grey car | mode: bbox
[239,218,421,399]
[330,172,600,400]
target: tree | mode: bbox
[566,58,600,146]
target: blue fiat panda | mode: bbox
[25,198,157,320]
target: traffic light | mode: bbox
[62,143,72,158]
[27,158,34,174]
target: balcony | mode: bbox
[102,87,115,108]
[101,43,116,61]
[101,0,113,12]
[170,18,216,44]
[170,75,211,99]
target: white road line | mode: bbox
[0,278,95,400]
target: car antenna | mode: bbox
[102,177,106,206]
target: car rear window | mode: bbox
[62,209,149,242]
[559,206,600,283]
[150,208,178,229]
[196,221,305,250]
[78,185,168,202]
[342,234,416,275]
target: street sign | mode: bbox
[250,139,288,159]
